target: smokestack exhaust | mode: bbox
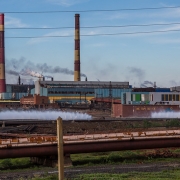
[0,14,6,92]
[74,14,80,81]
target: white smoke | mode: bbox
[0,110,92,120]
[7,68,43,78]
[151,112,180,118]
[21,69,43,78]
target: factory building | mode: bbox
[123,90,180,105]
[30,80,131,104]
[112,104,179,118]
[20,94,59,109]
[0,84,35,101]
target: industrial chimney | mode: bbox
[154,82,157,88]
[18,76,21,85]
[74,14,80,81]
[0,13,6,92]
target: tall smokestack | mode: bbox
[18,76,21,85]
[0,13,6,92]
[74,14,80,81]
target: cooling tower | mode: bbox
[74,14,80,81]
[0,13,6,92]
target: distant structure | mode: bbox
[0,13,6,93]
[18,76,21,85]
[74,14,80,81]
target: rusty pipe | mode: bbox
[1,138,180,159]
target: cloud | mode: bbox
[27,30,73,44]
[46,0,89,6]
[5,16,29,28]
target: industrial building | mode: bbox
[20,94,59,109]
[123,91,180,105]
[112,104,179,118]
[0,83,35,101]
[1,12,180,114]
[30,80,130,104]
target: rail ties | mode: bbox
[22,125,36,132]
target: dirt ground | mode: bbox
[0,118,178,136]
[0,161,180,180]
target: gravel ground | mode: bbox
[0,162,180,180]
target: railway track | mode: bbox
[0,118,179,125]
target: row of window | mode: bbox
[161,94,180,101]
[48,91,94,94]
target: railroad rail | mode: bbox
[1,130,180,158]
[0,118,179,125]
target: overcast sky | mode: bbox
[1,0,180,87]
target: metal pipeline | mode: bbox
[1,137,180,159]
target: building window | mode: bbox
[161,94,164,101]
[165,94,168,101]
[169,94,172,101]
[176,95,179,101]
[173,94,175,101]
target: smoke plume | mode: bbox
[5,58,87,79]
[37,63,86,77]
[6,70,19,76]
[140,80,154,88]
[6,68,43,78]
[151,112,180,118]
[128,67,145,86]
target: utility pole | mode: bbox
[57,117,64,180]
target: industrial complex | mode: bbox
[0,12,180,117]
[1,11,180,179]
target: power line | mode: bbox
[5,22,180,30]
[2,5,180,13]
[5,29,180,38]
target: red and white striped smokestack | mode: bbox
[74,14,80,81]
[0,13,6,92]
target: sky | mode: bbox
[1,0,180,88]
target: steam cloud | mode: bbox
[0,110,92,120]
[6,58,87,79]
[151,112,180,118]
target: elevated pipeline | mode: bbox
[1,130,180,159]
[1,137,180,159]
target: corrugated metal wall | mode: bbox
[0,93,28,100]
[95,89,131,98]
